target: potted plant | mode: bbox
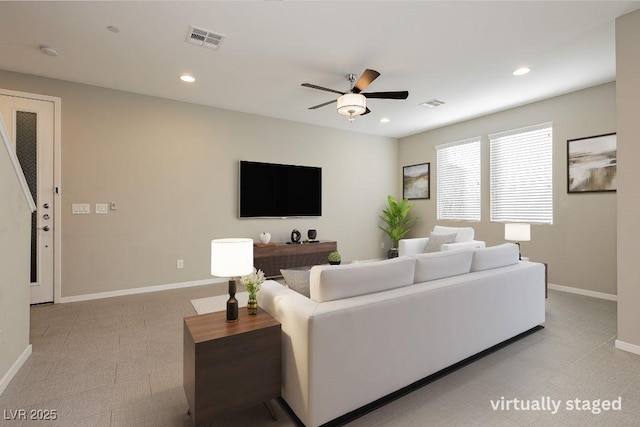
[328,251,341,265]
[241,268,265,315]
[378,195,418,258]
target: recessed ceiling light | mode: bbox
[39,45,59,56]
[513,67,530,76]
[419,99,446,109]
[380,118,390,123]
[180,75,195,83]
[107,26,120,34]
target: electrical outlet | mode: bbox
[177,259,184,269]
[0,329,2,350]
[381,242,385,249]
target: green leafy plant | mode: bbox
[378,195,418,249]
[328,251,341,262]
[241,268,265,297]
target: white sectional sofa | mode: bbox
[399,225,486,255]
[258,243,546,427]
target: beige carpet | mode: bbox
[190,291,250,315]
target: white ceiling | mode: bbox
[1,1,638,138]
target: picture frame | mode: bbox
[567,133,617,193]
[403,163,430,200]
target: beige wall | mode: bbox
[0,128,31,385]
[0,70,397,299]
[616,10,640,348]
[399,83,617,295]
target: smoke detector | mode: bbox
[39,45,59,56]
[186,26,225,50]
[419,98,446,109]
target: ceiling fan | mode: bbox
[302,69,409,122]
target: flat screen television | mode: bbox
[239,161,322,218]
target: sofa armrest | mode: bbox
[257,280,318,424]
[398,237,429,256]
[441,240,486,251]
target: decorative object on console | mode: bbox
[378,195,418,258]
[241,268,265,315]
[423,232,457,253]
[403,163,430,200]
[259,232,271,244]
[307,229,317,241]
[567,133,616,193]
[504,223,531,260]
[211,238,254,323]
[291,229,302,243]
[328,251,341,265]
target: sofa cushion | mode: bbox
[280,268,311,298]
[433,225,475,243]
[410,249,474,282]
[424,232,457,253]
[470,243,520,272]
[310,256,416,302]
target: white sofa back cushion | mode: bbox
[310,256,416,302]
[433,225,475,243]
[471,243,520,272]
[410,249,474,282]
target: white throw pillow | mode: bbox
[310,256,416,302]
[410,249,474,283]
[424,232,457,253]
[470,243,520,272]
[433,225,475,243]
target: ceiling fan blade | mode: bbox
[301,83,345,96]
[363,91,409,100]
[352,69,380,94]
[308,99,337,110]
[361,107,371,115]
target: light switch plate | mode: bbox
[72,203,90,214]
[96,203,109,214]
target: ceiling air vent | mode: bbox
[420,98,446,109]
[186,26,225,50]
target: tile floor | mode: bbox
[1,283,639,426]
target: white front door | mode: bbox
[0,94,55,304]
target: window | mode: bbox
[489,122,553,224]
[436,137,481,221]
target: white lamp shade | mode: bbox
[211,238,254,277]
[504,223,531,242]
[337,93,366,116]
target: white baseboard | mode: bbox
[615,339,640,356]
[547,283,617,301]
[0,345,32,396]
[59,278,227,303]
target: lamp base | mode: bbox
[226,279,239,323]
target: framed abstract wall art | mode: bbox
[567,133,617,193]
[403,163,430,200]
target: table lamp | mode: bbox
[504,223,531,260]
[211,238,254,322]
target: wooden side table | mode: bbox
[183,308,281,426]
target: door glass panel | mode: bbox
[15,111,38,283]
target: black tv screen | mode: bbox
[239,161,322,218]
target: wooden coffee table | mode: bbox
[183,308,281,426]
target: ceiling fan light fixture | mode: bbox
[337,93,366,120]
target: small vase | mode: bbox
[388,248,399,259]
[259,232,271,244]
[247,295,258,315]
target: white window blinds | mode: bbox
[489,122,553,224]
[436,137,481,221]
